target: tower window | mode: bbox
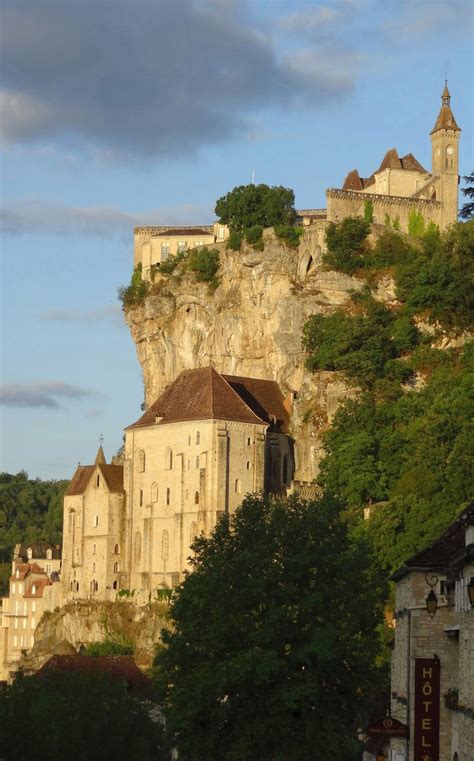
[165,447,173,470]
[235,479,241,494]
[114,544,119,555]
[166,487,170,506]
[139,489,144,507]
[138,449,146,472]
[194,491,200,505]
[196,431,200,445]
[113,561,119,573]
[246,461,251,470]
[195,456,200,469]
[93,543,96,555]
[94,515,99,527]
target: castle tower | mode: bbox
[430,82,461,227]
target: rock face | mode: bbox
[125,224,365,482]
[19,599,169,672]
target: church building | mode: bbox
[61,367,292,598]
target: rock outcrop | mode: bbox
[125,224,366,482]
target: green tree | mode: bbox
[460,171,474,220]
[364,200,374,223]
[323,216,371,274]
[118,263,149,308]
[0,670,165,761]
[154,494,385,761]
[188,246,220,286]
[407,208,425,238]
[215,183,296,233]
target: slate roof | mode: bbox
[391,502,474,581]
[16,542,61,561]
[36,655,149,689]
[155,227,213,237]
[65,463,124,496]
[126,367,285,430]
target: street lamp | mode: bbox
[425,572,439,618]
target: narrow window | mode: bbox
[139,489,144,507]
[32,585,36,595]
[194,491,200,505]
[135,531,142,563]
[46,549,52,560]
[112,580,118,590]
[246,461,250,470]
[113,561,119,573]
[92,562,96,573]
[114,544,119,555]
[247,437,251,446]
[93,543,96,554]
[94,514,99,527]
[166,487,171,506]
[32,601,36,613]
[96,475,100,487]
[196,431,200,445]
[161,530,169,561]
[138,449,146,472]
[27,548,33,559]
[195,456,200,469]
[235,479,241,494]
[187,435,191,446]
[165,447,173,470]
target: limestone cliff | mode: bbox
[125,224,385,482]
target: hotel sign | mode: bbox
[414,658,440,761]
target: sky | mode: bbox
[0,0,473,480]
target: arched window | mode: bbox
[235,478,241,493]
[194,491,200,505]
[112,580,118,590]
[282,454,289,485]
[246,461,250,470]
[134,531,142,563]
[76,581,80,592]
[94,580,99,592]
[190,522,198,543]
[138,449,146,472]
[94,514,99,527]
[247,437,251,446]
[165,447,173,470]
[151,482,158,503]
[113,561,119,573]
[196,431,200,445]
[446,145,453,169]
[161,530,169,562]
[114,544,119,555]
[32,584,36,595]
[166,487,171,505]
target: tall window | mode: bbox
[195,456,200,469]
[178,241,187,254]
[94,514,99,527]
[113,561,119,573]
[114,544,119,555]
[235,479,241,494]
[46,549,52,560]
[161,242,170,260]
[161,530,169,562]
[96,475,100,487]
[139,489,144,507]
[194,491,200,505]
[138,449,146,472]
[92,562,96,573]
[196,430,200,444]
[93,543,96,555]
[166,487,171,506]
[246,461,250,470]
[135,531,142,563]
[165,447,173,470]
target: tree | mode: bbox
[0,669,165,761]
[323,216,371,274]
[215,183,296,233]
[154,494,385,761]
[460,171,474,220]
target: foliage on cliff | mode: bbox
[154,493,385,761]
[118,263,149,308]
[0,670,165,761]
[0,471,67,589]
[305,219,474,574]
[215,183,296,233]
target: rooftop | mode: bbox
[36,654,149,689]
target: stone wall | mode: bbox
[326,188,442,232]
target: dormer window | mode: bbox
[46,549,52,560]
[16,569,20,579]
[32,584,36,595]
[27,548,33,559]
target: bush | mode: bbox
[118,264,149,308]
[364,200,374,223]
[365,230,415,269]
[274,223,303,249]
[245,224,264,248]
[215,183,296,232]
[323,217,371,274]
[188,247,220,286]
[227,230,243,250]
[408,209,425,238]
[84,640,133,657]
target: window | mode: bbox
[93,543,96,555]
[161,530,169,561]
[27,548,33,559]
[32,584,37,595]
[196,430,200,444]
[16,569,19,579]
[45,564,51,575]
[19,583,23,594]
[218,226,225,239]
[187,435,191,445]
[166,487,171,506]
[139,489,144,507]
[94,514,99,527]
[138,449,146,472]
[135,531,142,563]
[32,601,36,613]
[196,241,203,247]
[247,437,251,446]
[161,242,170,260]
[246,461,251,470]
[187,460,190,470]
[235,479,241,494]
[113,580,118,590]
[195,456,200,469]
[13,636,17,648]
[113,561,119,573]
[114,544,119,555]
[194,491,200,505]
[92,562,96,573]
[94,580,99,592]
[178,241,187,254]
[165,447,173,470]
[190,522,198,543]
[96,475,100,487]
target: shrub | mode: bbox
[227,230,243,251]
[324,217,371,274]
[84,640,133,657]
[188,247,220,286]
[118,264,149,308]
[365,230,415,269]
[274,224,303,249]
[408,209,425,238]
[244,224,264,248]
[364,200,374,223]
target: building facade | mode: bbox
[389,503,474,761]
[61,367,293,598]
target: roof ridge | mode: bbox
[215,369,265,423]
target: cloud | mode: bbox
[0,382,102,409]
[38,305,124,327]
[381,0,473,41]
[0,199,213,238]
[0,0,356,161]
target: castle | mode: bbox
[134,83,461,281]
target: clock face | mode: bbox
[447,146,453,155]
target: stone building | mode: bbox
[0,543,61,682]
[61,447,125,602]
[60,367,293,597]
[389,503,474,761]
[327,84,461,232]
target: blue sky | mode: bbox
[0,0,473,480]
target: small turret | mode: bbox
[430,81,461,135]
[95,446,106,465]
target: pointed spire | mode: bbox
[95,446,106,465]
[430,81,461,135]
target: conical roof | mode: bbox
[431,82,461,134]
[95,445,106,465]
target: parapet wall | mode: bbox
[326,189,442,232]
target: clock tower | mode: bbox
[430,82,461,227]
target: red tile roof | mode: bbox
[24,578,52,598]
[65,463,124,496]
[222,374,290,432]
[10,562,48,582]
[430,105,461,134]
[36,654,149,688]
[342,169,364,191]
[126,367,270,429]
[400,152,427,172]
[391,502,474,581]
